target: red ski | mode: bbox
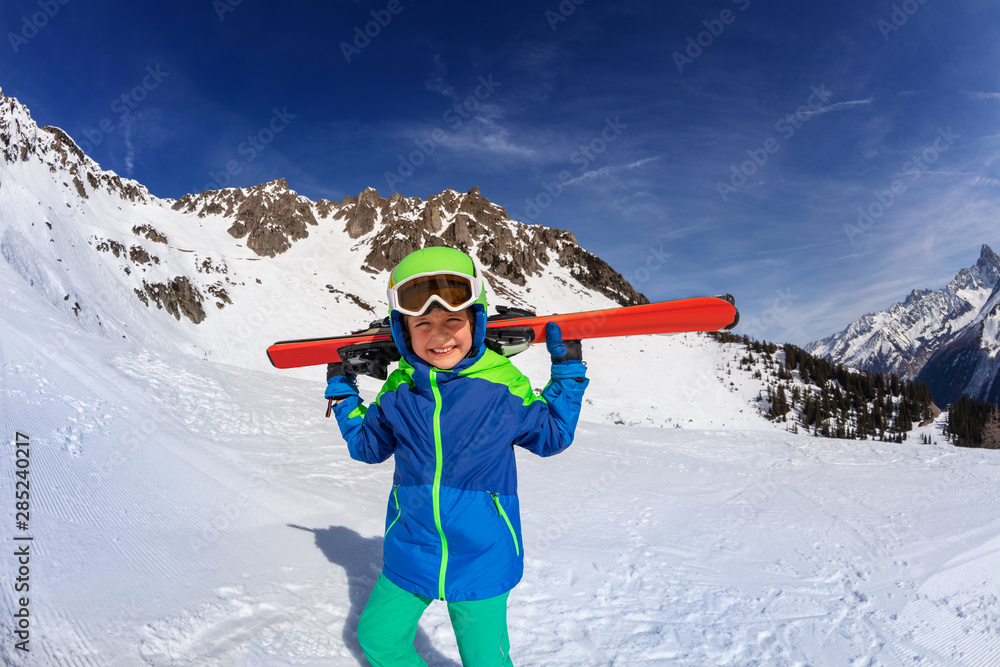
[266,295,739,372]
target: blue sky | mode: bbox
[2,0,999,345]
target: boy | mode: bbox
[326,246,588,666]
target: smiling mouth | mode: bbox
[431,346,456,355]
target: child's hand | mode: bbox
[325,363,360,418]
[325,362,359,400]
[545,322,583,363]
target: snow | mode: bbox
[4,94,1000,666]
[6,254,1000,667]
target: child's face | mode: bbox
[405,308,473,370]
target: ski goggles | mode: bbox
[387,270,484,317]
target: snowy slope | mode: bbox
[4,272,1000,666]
[4,89,1000,666]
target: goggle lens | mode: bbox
[396,274,475,313]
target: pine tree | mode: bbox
[982,407,1000,450]
[947,395,996,447]
[768,384,790,420]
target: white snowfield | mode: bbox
[3,95,1000,665]
[4,272,1000,667]
[0,310,1000,666]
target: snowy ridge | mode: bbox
[4,87,1000,666]
[1,89,153,206]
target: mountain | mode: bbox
[0,87,644,372]
[169,182,647,308]
[916,280,1000,406]
[806,245,1000,404]
[6,86,783,441]
[0,86,943,440]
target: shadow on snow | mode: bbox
[288,524,459,667]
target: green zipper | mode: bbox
[430,369,449,600]
[385,485,401,537]
[491,492,520,556]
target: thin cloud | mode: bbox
[738,241,832,258]
[123,116,136,175]
[413,57,541,160]
[837,251,875,261]
[964,92,1000,101]
[969,176,1000,188]
[438,115,539,160]
[565,156,660,186]
[802,98,875,117]
[424,54,456,98]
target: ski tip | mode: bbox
[712,293,736,306]
[724,308,740,331]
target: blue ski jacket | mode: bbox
[331,306,588,601]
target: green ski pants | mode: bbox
[357,574,514,666]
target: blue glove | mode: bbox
[325,362,359,400]
[545,322,583,363]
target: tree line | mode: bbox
[944,395,1000,449]
[711,332,935,443]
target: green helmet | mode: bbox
[386,246,490,365]
[387,246,488,316]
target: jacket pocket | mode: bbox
[490,492,520,556]
[385,485,402,538]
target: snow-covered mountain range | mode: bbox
[0,87,645,372]
[806,244,1000,406]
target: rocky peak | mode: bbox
[945,244,1000,294]
[340,185,646,306]
[458,186,512,230]
[1,89,40,163]
[974,244,1000,284]
[171,178,319,257]
[331,187,396,238]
